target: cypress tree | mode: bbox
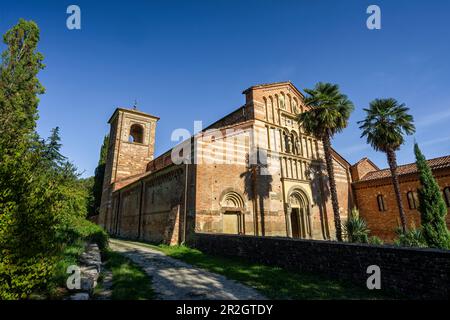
[414,143,450,249]
[90,135,109,216]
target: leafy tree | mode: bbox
[358,99,415,233]
[0,19,110,299]
[414,143,450,249]
[297,82,354,241]
[89,135,109,216]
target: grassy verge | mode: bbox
[46,219,109,299]
[124,240,395,300]
[48,239,86,298]
[103,250,155,300]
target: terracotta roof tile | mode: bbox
[360,155,450,181]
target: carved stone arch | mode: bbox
[219,188,246,211]
[286,186,312,239]
[286,186,311,209]
[219,188,246,235]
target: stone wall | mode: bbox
[191,233,450,299]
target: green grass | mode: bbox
[47,239,86,299]
[124,240,396,300]
[104,250,155,300]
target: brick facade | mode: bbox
[352,158,450,241]
[98,82,355,243]
[97,82,450,245]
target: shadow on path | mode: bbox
[109,239,266,300]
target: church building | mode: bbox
[97,81,450,244]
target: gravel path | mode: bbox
[109,239,266,300]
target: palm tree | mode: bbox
[358,98,415,233]
[297,82,354,241]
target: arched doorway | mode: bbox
[289,190,311,238]
[220,191,245,235]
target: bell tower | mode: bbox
[98,107,159,229]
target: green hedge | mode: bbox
[59,218,109,252]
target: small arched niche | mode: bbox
[129,124,144,143]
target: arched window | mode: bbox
[129,124,144,143]
[377,194,386,212]
[444,187,450,208]
[279,93,286,110]
[292,98,298,114]
[406,191,417,210]
[263,97,268,121]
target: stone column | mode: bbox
[285,203,292,238]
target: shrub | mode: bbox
[394,228,427,248]
[344,209,370,243]
[368,236,384,245]
[57,217,109,253]
[0,253,57,300]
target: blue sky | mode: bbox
[2,0,450,177]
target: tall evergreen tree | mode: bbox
[43,127,66,166]
[0,19,45,147]
[90,135,109,216]
[414,143,450,249]
[0,19,54,299]
[297,82,354,241]
[0,19,102,299]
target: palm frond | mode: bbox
[297,82,354,139]
[358,98,415,152]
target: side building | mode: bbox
[351,157,450,241]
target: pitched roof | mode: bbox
[352,157,380,171]
[242,81,305,98]
[108,107,160,124]
[359,155,450,181]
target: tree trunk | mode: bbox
[386,149,408,233]
[322,134,342,241]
